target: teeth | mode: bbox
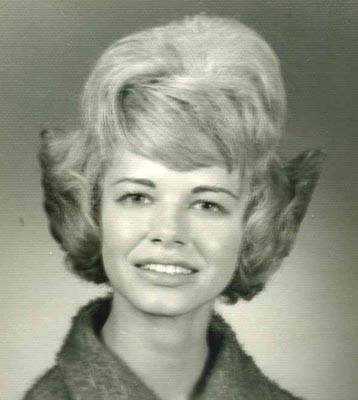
[140,263,193,275]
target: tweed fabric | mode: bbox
[23,296,303,400]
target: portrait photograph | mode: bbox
[1,1,357,399]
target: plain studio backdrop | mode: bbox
[1,1,357,399]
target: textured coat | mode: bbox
[23,297,303,400]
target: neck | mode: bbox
[101,292,214,400]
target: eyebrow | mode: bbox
[191,185,239,200]
[111,178,155,188]
[112,179,239,199]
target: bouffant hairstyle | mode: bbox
[40,15,324,303]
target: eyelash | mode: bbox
[192,200,228,214]
[116,192,152,205]
[116,192,228,214]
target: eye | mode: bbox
[192,200,228,214]
[116,192,152,206]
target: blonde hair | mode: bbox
[40,15,324,302]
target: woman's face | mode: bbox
[101,148,245,316]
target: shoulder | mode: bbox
[22,366,70,400]
[210,313,305,400]
[235,343,304,400]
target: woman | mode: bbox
[24,15,324,400]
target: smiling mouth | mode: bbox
[135,263,196,275]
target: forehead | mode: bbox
[104,148,242,193]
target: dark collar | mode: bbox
[56,296,250,400]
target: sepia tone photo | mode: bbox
[1,1,357,399]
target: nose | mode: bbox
[148,204,187,247]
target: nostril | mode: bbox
[150,237,185,246]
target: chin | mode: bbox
[137,295,192,317]
[130,290,209,317]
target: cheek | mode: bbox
[199,228,242,297]
[196,220,243,263]
[101,206,148,251]
[209,237,241,276]
[200,227,242,294]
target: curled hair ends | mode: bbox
[222,149,326,303]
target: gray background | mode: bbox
[1,1,357,399]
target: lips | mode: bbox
[134,258,198,275]
[139,264,193,275]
